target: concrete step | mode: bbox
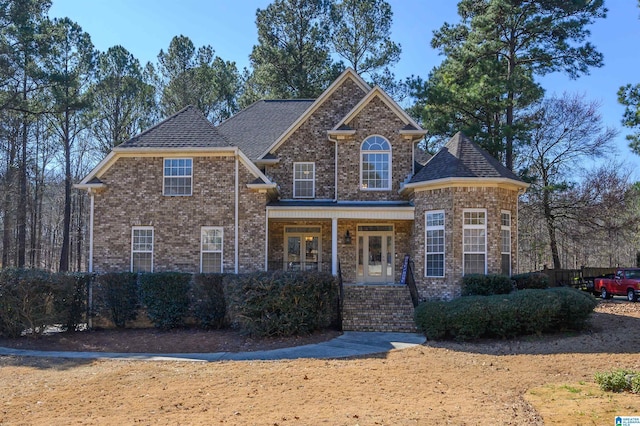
[341,284,417,332]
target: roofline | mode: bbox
[400,177,530,195]
[332,86,424,135]
[78,146,274,187]
[258,68,371,159]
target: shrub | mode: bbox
[461,274,512,296]
[546,287,597,331]
[414,300,450,340]
[0,268,56,338]
[595,369,635,393]
[52,273,91,331]
[511,272,549,290]
[414,287,597,341]
[191,274,227,329]
[224,270,338,337]
[139,272,191,329]
[95,272,138,328]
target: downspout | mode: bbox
[87,188,95,329]
[235,152,239,274]
[332,136,338,202]
[265,207,269,271]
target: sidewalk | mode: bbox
[0,331,426,362]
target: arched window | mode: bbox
[360,135,391,190]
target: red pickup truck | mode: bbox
[594,268,640,302]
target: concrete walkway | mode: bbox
[0,332,426,362]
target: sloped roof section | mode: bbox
[410,132,522,183]
[217,99,314,160]
[119,105,230,149]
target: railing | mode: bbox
[337,259,344,331]
[267,260,333,272]
[405,256,420,308]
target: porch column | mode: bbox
[331,217,338,275]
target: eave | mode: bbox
[400,177,530,195]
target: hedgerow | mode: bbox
[414,287,596,341]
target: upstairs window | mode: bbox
[360,136,391,190]
[293,162,315,198]
[164,158,192,196]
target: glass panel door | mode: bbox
[285,229,321,271]
[356,226,394,283]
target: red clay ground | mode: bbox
[1,299,639,425]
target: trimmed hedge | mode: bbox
[95,272,138,328]
[52,273,91,332]
[191,273,227,329]
[414,287,597,341]
[461,274,513,296]
[224,270,338,337]
[139,272,191,329]
[512,272,549,290]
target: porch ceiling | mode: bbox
[266,201,414,220]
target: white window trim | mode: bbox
[501,210,512,276]
[360,135,392,191]
[131,226,153,273]
[293,162,315,198]
[425,210,445,278]
[163,158,193,196]
[201,226,224,273]
[462,208,487,275]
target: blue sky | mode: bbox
[48,0,640,173]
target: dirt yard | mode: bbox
[1,299,640,425]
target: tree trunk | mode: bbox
[59,108,71,272]
[542,187,561,269]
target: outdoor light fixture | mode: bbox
[344,230,352,245]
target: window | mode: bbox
[360,135,391,190]
[501,211,511,276]
[425,211,445,277]
[463,209,486,275]
[293,162,315,198]
[201,227,223,273]
[163,158,192,196]
[132,227,153,272]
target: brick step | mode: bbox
[341,284,417,332]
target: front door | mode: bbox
[357,225,394,283]
[284,226,321,271]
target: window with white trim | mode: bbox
[360,135,391,190]
[131,227,153,272]
[201,227,223,273]
[425,211,445,277]
[293,162,315,198]
[163,158,192,196]
[501,211,511,276]
[463,209,486,275]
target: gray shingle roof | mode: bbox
[410,132,522,183]
[119,105,230,149]
[217,99,314,160]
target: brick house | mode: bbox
[76,69,528,331]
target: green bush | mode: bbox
[0,268,56,338]
[414,287,597,341]
[414,299,450,340]
[191,274,227,329]
[595,369,636,393]
[461,274,512,296]
[52,273,91,331]
[224,270,338,337]
[447,296,490,341]
[546,287,597,331]
[139,272,191,329]
[511,272,549,290]
[96,272,138,328]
